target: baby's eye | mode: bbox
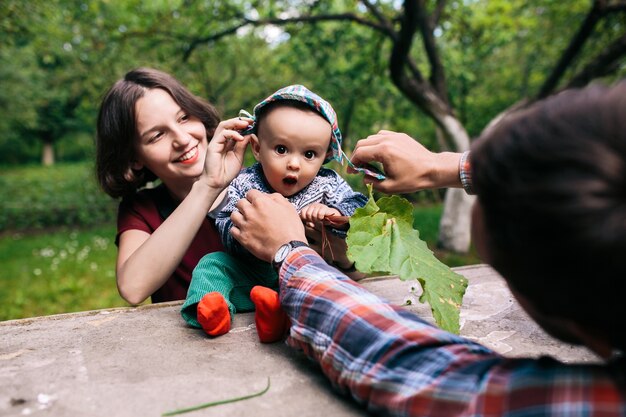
[275,145,287,154]
[304,150,316,160]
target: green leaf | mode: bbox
[347,185,468,334]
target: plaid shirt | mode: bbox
[279,247,626,416]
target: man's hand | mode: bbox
[230,190,307,262]
[349,130,462,194]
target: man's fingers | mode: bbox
[230,210,244,227]
[234,196,252,216]
[350,142,386,167]
[244,189,265,203]
[230,224,241,240]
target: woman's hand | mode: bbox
[349,130,462,194]
[203,117,252,189]
[230,190,307,262]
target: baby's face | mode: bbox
[252,106,331,197]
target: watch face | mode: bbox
[274,244,291,263]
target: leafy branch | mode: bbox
[346,186,468,334]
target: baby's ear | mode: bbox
[250,134,261,161]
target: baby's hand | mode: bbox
[300,203,341,223]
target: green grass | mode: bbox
[0,162,481,321]
[0,224,128,321]
[0,204,481,321]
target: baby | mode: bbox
[182,85,367,341]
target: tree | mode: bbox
[179,0,626,252]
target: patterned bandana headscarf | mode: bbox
[239,84,343,164]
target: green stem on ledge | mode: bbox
[162,377,271,416]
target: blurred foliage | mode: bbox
[0,162,117,231]
[0,0,621,318]
[1,0,623,165]
[0,193,478,322]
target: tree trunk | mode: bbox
[42,142,55,166]
[436,114,473,253]
[438,189,475,253]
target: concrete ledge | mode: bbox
[0,264,596,416]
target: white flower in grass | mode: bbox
[93,236,109,250]
[33,269,42,276]
[77,246,91,262]
[39,248,55,258]
[90,263,98,271]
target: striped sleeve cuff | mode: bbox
[459,151,475,195]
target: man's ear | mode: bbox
[250,134,261,161]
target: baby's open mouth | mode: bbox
[283,177,297,185]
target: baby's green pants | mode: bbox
[181,251,277,328]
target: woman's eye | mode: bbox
[148,131,164,143]
[304,150,316,159]
[275,145,287,154]
[179,113,190,122]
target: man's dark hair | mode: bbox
[471,81,626,349]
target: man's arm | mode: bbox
[230,190,623,417]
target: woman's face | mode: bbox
[133,88,207,193]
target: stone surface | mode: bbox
[0,264,597,417]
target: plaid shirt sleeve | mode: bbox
[279,247,625,417]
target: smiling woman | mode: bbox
[95,67,252,306]
[131,88,209,199]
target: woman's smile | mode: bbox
[177,145,199,164]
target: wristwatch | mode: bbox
[272,240,308,271]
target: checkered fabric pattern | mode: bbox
[277,247,626,416]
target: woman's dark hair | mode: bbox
[96,68,221,198]
[471,81,626,349]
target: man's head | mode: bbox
[471,81,626,353]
